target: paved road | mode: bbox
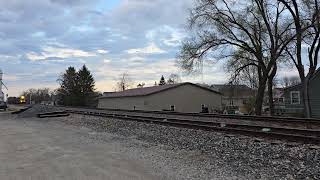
[0,112,162,180]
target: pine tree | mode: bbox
[78,65,95,94]
[159,75,166,86]
[77,65,96,106]
[57,67,78,106]
[57,65,96,106]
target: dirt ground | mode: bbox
[0,112,164,180]
[1,106,319,180]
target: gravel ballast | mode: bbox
[51,113,320,180]
[17,105,63,118]
[16,106,320,179]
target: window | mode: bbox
[291,91,300,104]
[170,105,175,111]
[243,99,248,105]
[278,98,284,103]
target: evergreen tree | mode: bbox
[78,65,95,94]
[57,65,96,106]
[159,75,166,86]
[77,65,96,106]
[57,67,78,106]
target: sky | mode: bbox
[0,0,299,96]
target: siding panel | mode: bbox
[98,84,222,113]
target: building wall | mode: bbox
[310,73,320,118]
[98,84,222,113]
[97,96,144,110]
[144,84,222,112]
[283,85,304,116]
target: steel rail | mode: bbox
[64,108,320,144]
[60,106,320,127]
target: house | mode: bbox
[282,69,320,118]
[273,88,286,115]
[210,84,256,114]
[282,84,304,117]
[98,82,222,113]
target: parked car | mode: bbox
[0,101,7,111]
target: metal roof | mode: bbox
[100,82,221,98]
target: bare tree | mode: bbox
[226,50,260,89]
[280,76,301,87]
[178,0,294,115]
[167,73,182,84]
[21,88,52,104]
[278,0,320,117]
[115,73,133,91]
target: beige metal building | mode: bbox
[98,82,222,113]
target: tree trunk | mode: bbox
[268,78,274,116]
[267,64,277,116]
[302,78,312,118]
[255,77,267,115]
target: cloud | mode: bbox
[106,0,194,33]
[26,46,97,61]
[97,49,109,54]
[146,25,186,47]
[103,59,112,63]
[0,0,232,96]
[125,43,166,54]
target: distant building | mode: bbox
[210,84,256,114]
[273,88,286,116]
[98,82,222,113]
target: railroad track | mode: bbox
[60,106,320,125]
[60,107,320,144]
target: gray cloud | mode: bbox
[1,0,224,96]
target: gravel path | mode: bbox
[13,105,320,179]
[0,112,166,180]
[53,114,320,180]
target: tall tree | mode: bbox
[57,67,78,106]
[279,0,320,117]
[57,65,97,106]
[77,65,96,106]
[178,0,294,115]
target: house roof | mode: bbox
[283,83,302,90]
[210,84,256,97]
[100,82,221,98]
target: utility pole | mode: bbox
[0,69,4,102]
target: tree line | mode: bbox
[14,67,182,106]
[114,73,182,91]
[178,0,320,118]
[12,65,99,107]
